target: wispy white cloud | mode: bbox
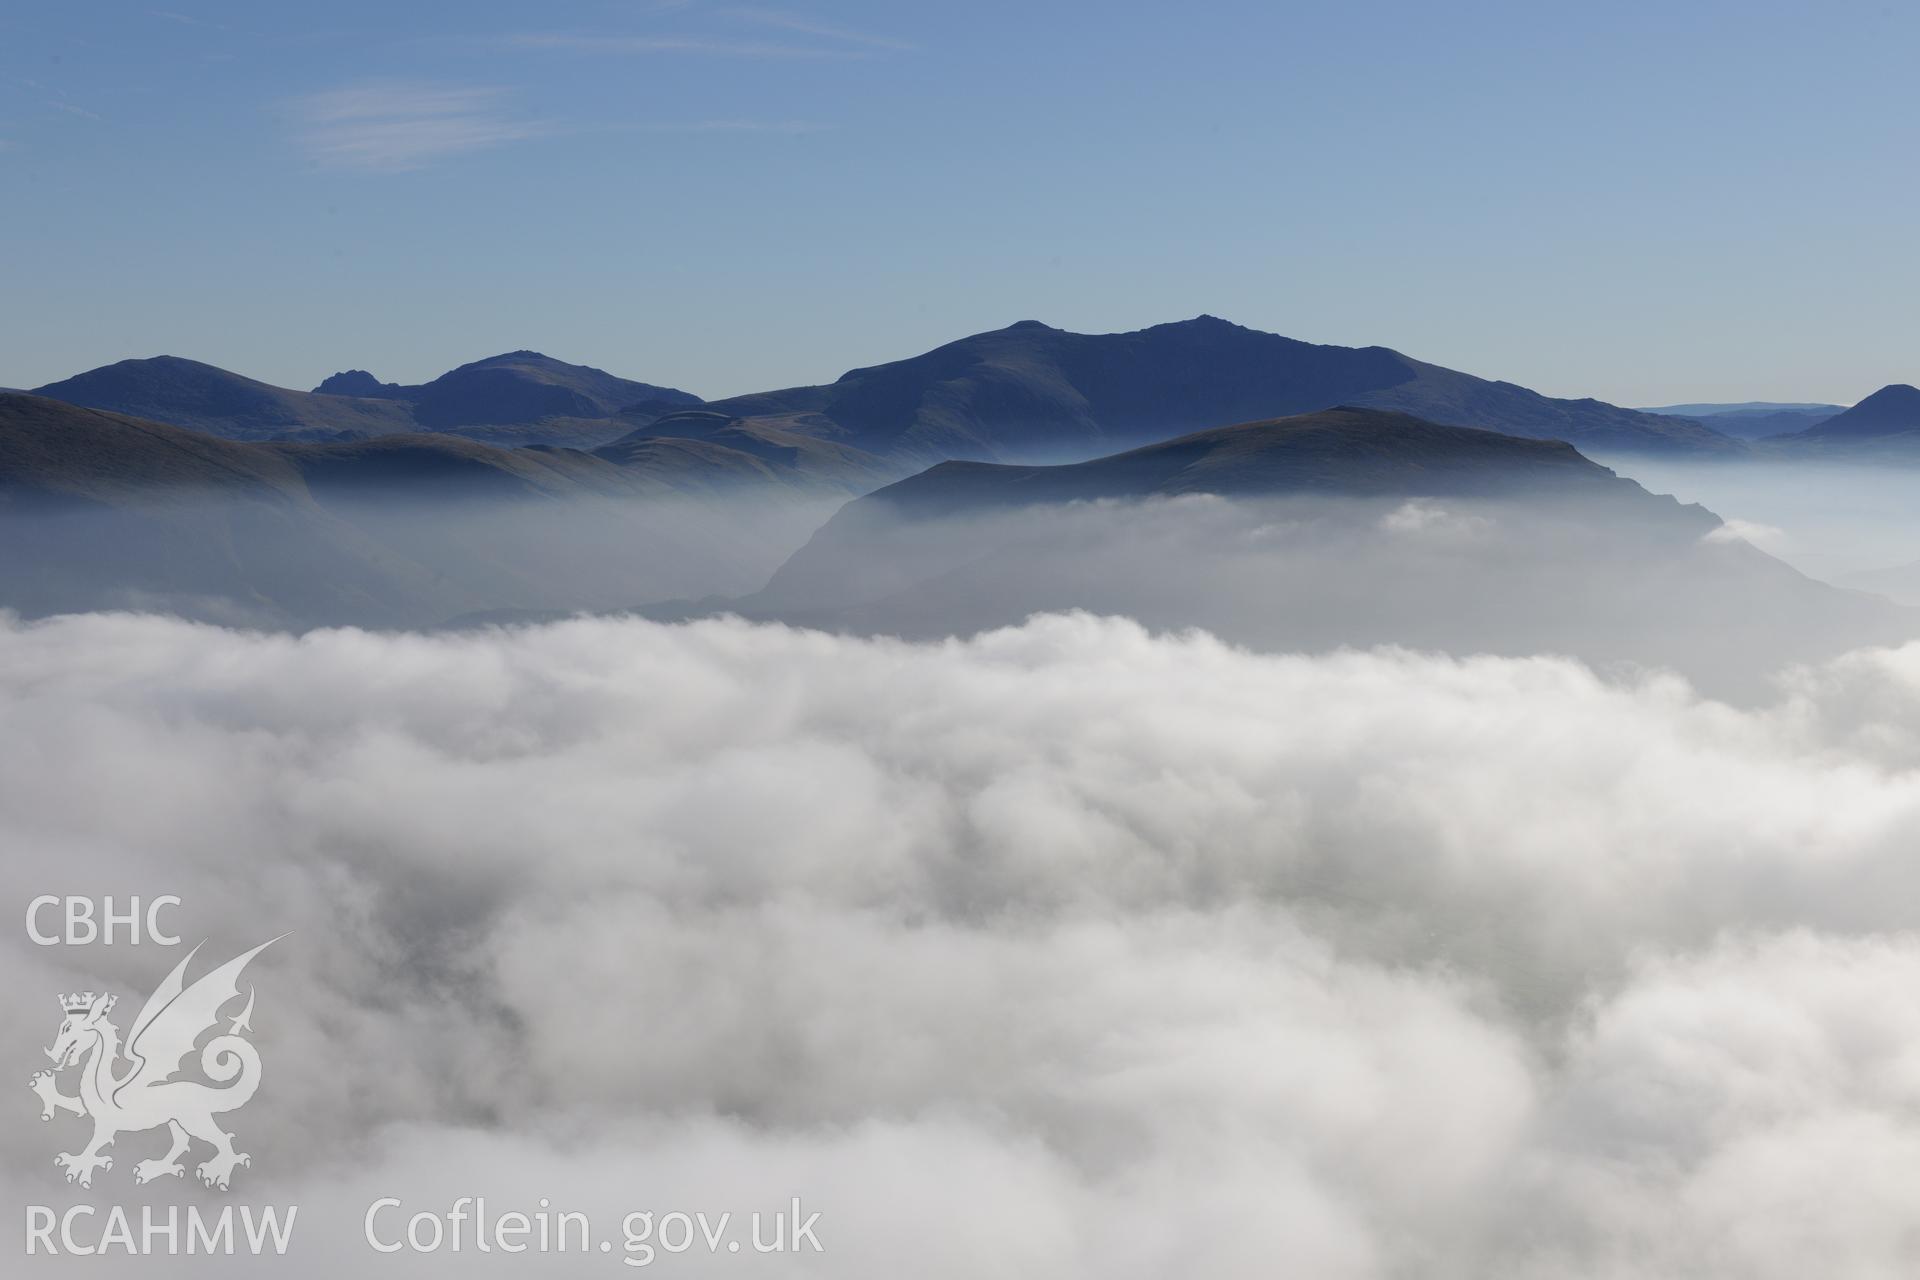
[1704,517,1792,553]
[291,82,547,172]
[150,8,228,29]
[625,117,828,135]
[48,100,102,121]
[722,6,917,52]
[498,31,866,59]
[490,6,914,61]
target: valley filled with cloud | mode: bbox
[7,608,1920,1276]
[11,6,1920,1274]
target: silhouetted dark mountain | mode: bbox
[598,409,896,490]
[761,407,1716,600]
[32,356,417,440]
[313,369,409,399]
[1645,402,1842,417]
[0,393,444,621]
[1717,408,1842,438]
[1640,401,1845,440]
[32,352,702,446]
[34,321,1733,461]
[1782,385,1920,440]
[1753,385,1920,460]
[856,406,1667,513]
[646,316,1739,463]
[0,393,848,625]
[711,407,1894,699]
[322,351,702,429]
[0,392,849,505]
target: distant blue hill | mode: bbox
[1639,400,1847,439]
[1641,401,1847,416]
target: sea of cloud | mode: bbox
[4,609,1920,1276]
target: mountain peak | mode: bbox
[116,355,208,371]
[314,369,403,398]
[704,315,1740,460]
[396,351,699,428]
[1128,314,1257,340]
[33,355,416,439]
[1791,383,1920,441]
[1854,382,1920,408]
[460,350,560,369]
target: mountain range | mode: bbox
[0,392,843,625]
[717,406,1897,699]
[3,387,1906,693]
[1724,384,1920,459]
[822,406,1658,514]
[751,406,1719,613]
[1641,388,1920,451]
[1640,400,1847,439]
[1776,384,1920,441]
[25,316,1742,462]
[30,355,420,441]
[31,352,701,448]
[648,316,1739,461]
[312,350,701,431]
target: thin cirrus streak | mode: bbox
[719,6,921,52]
[620,118,828,134]
[496,31,873,59]
[290,82,547,172]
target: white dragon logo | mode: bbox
[28,937,281,1190]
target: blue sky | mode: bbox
[3,0,1915,405]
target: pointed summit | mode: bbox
[314,370,407,399]
[1793,384,1920,439]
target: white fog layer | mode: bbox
[6,610,1920,1276]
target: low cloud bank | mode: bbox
[5,611,1920,1276]
[743,492,1905,703]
